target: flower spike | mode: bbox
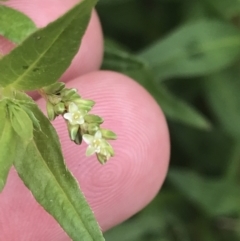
[41,82,117,164]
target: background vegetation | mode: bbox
[96,0,240,240]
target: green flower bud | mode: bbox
[46,102,56,121]
[67,93,82,101]
[67,123,80,141]
[73,98,95,108]
[43,82,65,94]
[53,102,65,115]
[104,142,115,156]
[84,114,103,124]
[74,104,92,112]
[80,123,99,135]
[96,153,107,164]
[97,149,114,164]
[48,94,62,105]
[100,128,117,140]
[61,88,79,100]
[74,131,82,145]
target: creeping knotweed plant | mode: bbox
[0,1,115,240]
[41,82,116,164]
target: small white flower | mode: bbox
[83,130,109,157]
[63,102,86,125]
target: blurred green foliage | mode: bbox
[96,0,240,240]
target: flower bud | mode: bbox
[48,95,62,105]
[61,88,79,101]
[96,153,107,164]
[80,123,98,135]
[104,143,115,156]
[53,102,65,115]
[67,123,80,141]
[46,102,56,121]
[68,93,82,102]
[100,129,117,140]
[84,114,103,124]
[74,131,82,145]
[43,82,65,94]
[96,150,114,164]
[73,98,95,108]
[75,104,92,112]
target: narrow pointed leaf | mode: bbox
[0,100,17,192]
[168,169,240,216]
[204,67,240,138]
[0,5,37,44]
[13,92,105,241]
[139,20,240,80]
[0,0,97,90]
[157,86,211,130]
[203,0,240,20]
[102,40,211,129]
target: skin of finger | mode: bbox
[0,71,170,240]
[0,0,103,98]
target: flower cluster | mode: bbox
[41,82,116,164]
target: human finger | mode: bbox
[0,71,170,240]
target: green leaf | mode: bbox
[0,100,18,192]
[0,5,37,44]
[203,0,240,19]
[102,39,211,129]
[8,103,33,141]
[84,114,104,124]
[102,39,148,72]
[19,103,41,131]
[168,169,240,216]
[170,124,235,175]
[100,129,117,140]
[203,67,240,138]
[156,86,211,129]
[0,0,97,91]
[139,20,240,80]
[98,0,133,5]
[13,92,105,241]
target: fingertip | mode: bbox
[37,70,170,230]
[0,71,170,240]
[60,10,103,81]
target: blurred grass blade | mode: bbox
[139,20,240,80]
[168,169,240,216]
[203,67,240,138]
[155,85,211,129]
[0,0,97,91]
[0,5,37,44]
[13,92,105,241]
[98,0,133,5]
[170,124,235,175]
[102,39,211,130]
[102,39,147,71]
[203,0,240,19]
